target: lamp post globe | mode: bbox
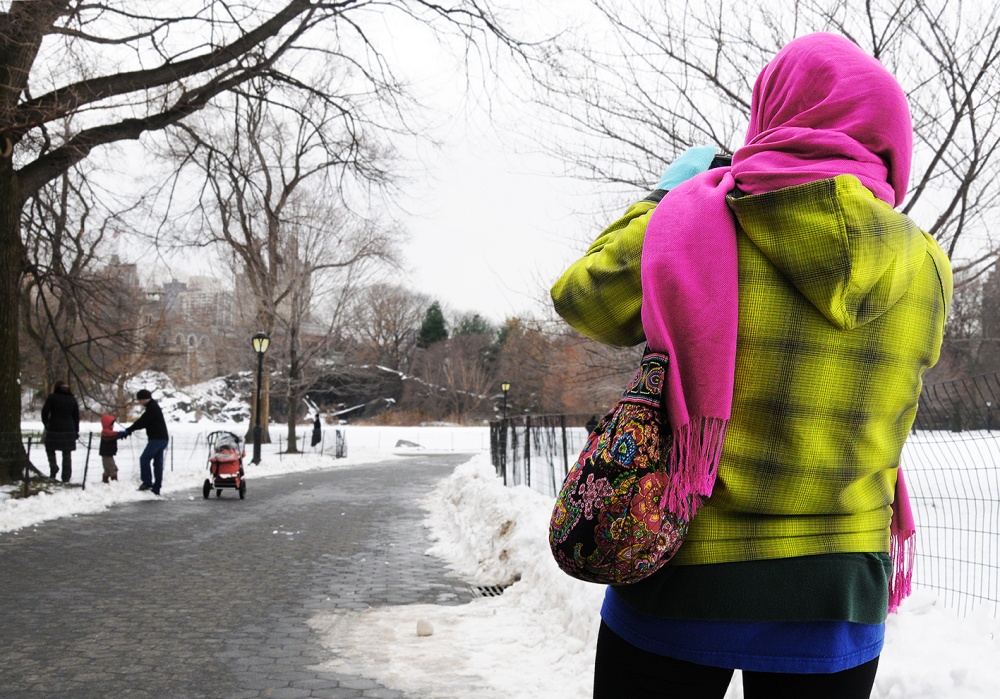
[251,332,270,464]
[500,381,511,420]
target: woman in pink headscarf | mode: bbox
[552,34,951,698]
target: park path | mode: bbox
[0,455,476,699]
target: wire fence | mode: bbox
[904,429,1000,617]
[491,382,1000,618]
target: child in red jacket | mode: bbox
[99,414,120,483]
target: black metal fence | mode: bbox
[490,413,593,495]
[273,428,347,459]
[914,371,1000,431]
[491,374,1000,618]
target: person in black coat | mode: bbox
[311,413,322,448]
[119,389,170,495]
[41,381,80,482]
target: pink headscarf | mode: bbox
[641,33,915,611]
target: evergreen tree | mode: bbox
[454,312,495,337]
[417,301,449,348]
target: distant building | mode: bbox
[147,276,240,385]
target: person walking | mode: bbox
[551,33,951,699]
[119,389,170,495]
[41,381,80,482]
[99,414,120,483]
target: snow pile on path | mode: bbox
[310,454,604,698]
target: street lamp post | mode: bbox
[251,332,270,464]
[498,381,511,486]
[501,381,511,420]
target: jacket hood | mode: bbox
[728,175,927,330]
[101,415,115,429]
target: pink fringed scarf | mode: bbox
[641,33,917,611]
[889,468,916,612]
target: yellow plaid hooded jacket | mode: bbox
[552,175,952,566]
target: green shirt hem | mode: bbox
[611,553,890,625]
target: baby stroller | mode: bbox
[202,431,246,499]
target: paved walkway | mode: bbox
[0,454,477,698]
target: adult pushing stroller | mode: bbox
[202,431,246,499]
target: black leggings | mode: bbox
[594,621,879,699]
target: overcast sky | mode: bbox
[399,112,598,324]
[390,1,608,324]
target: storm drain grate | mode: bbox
[471,584,509,598]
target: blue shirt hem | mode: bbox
[601,587,884,674]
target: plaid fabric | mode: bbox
[551,176,952,566]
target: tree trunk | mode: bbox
[286,401,299,454]
[0,154,28,483]
[285,327,301,454]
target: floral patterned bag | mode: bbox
[548,347,688,584]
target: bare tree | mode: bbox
[407,332,496,420]
[0,0,547,482]
[275,199,399,451]
[169,81,401,450]
[18,156,156,414]
[348,283,428,373]
[545,331,642,416]
[488,317,552,416]
[534,0,1000,268]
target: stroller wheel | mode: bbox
[239,481,246,500]
[216,489,222,498]
[202,480,211,499]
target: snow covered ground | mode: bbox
[3,424,998,698]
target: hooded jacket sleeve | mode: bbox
[550,197,656,347]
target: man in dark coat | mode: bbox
[311,414,322,448]
[119,389,170,495]
[41,381,80,482]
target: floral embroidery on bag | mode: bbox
[549,349,689,585]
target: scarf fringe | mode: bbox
[889,528,915,613]
[659,417,728,520]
